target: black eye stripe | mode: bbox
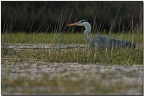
[80,20,87,23]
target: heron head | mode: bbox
[67,20,88,26]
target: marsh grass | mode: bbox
[1,45,142,65]
[2,31,143,65]
[1,32,142,44]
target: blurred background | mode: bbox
[1,1,143,33]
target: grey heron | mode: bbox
[68,20,136,48]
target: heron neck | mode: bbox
[84,23,92,43]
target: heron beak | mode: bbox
[67,22,79,26]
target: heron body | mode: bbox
[68,20,136,48]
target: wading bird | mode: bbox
[68,20,136,48]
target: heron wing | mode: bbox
[93,36,135,48]
[93,36,108,47]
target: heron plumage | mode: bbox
[68,20,136,48]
